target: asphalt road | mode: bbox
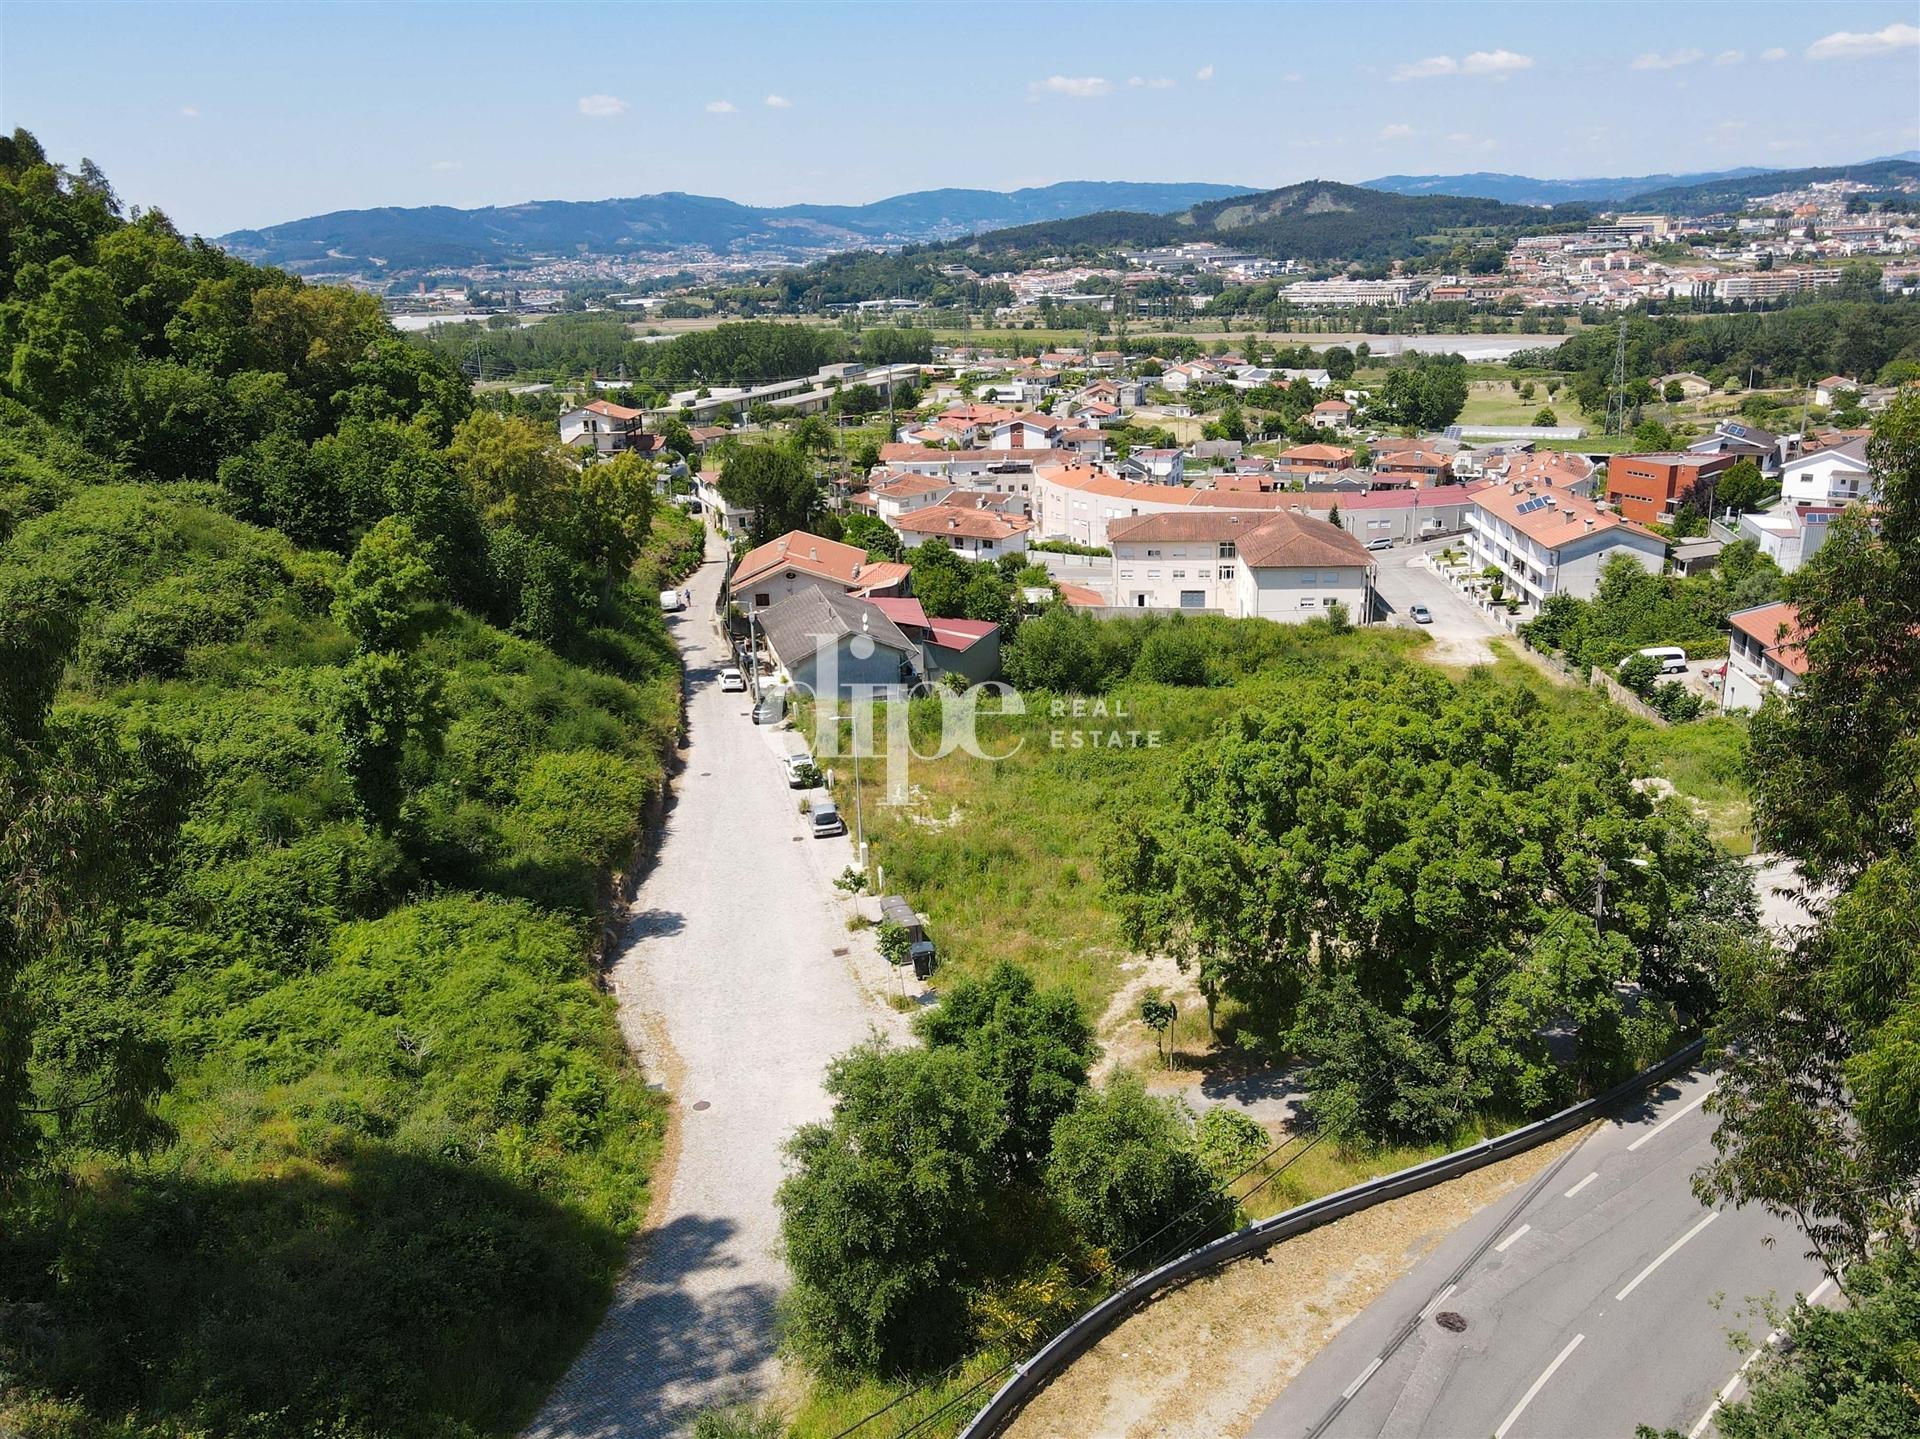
[1370,540,1506,668]
[527,532,902,1439]
[1249,1069,1830,1439]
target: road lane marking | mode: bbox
[1627,1090,1711,1151]
[1418,1283,1457,1321]
[1341,1356,1383,1400]
[1563,1171,1599,1199]
[1494,1223,1532,1253]
[1494,1332,1584,1439]
[1617,1210,1720,1300]
[1808,1276,1835,1305]
[1688,1342,1769,1437]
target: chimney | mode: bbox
[1584,518,1595,531]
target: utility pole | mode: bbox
[1603,318,1630,436]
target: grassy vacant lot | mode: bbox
[835,626,1749,1023]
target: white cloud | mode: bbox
[1807,23,1920,60]
[1713,49,1746,65]
[1760,47,1788,62]
[763,94,793,108]
[178,105,199,118]
[1128,75,1176,89]
[1393,48,1532,81]
[431,159,462,171]
[1031,75,1112,98]
[1461,48,1532,76]
[1631,48,1704,70]
[1282,71,1303,83]
[1378,123,1416,141]
[705,99,737,113]
[577,94,628,117]
[1194,63,1215,82]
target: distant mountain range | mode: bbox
[947,180,1582,265]
[1362,157,1920,212]
[220,157,1920,279]
[216,182,1254,275]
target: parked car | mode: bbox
[810,799,845,838]
[659,589,686,612]
[1366,537,1393,551]
[720,667,746,692]
[753,692,785,725]
[1409,604,1433,624]
[1629,646,1690,675]
[784,752,817,787]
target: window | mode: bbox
[755,593,771,607]
[1299,597,1318,609]
[1323,597,1337,607]
[1219,565,1235,581]
[1172,569,1186,579]
[1322,572,1341,583]
[1147,569,1161,580]
[1197,568,1211,579]
[1119,568,1135,579]
[1217,541,1236,558]
[1301,572,1317,585]
[1145,548,1162,558]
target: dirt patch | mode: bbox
[1091,952,1210,1085]
[1004,1126,1594,1439]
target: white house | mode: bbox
[893,504,1032,559]
[694,468,755,540]
[1723,601,1807,712]
[1464,476,1666,608]
[730,530,883,609]
[1812,375,1857,408]
[1107,510,1376,621]
[1310,398,1353,431]
[559,400,658,456]
[1736,503,1843,573]
[1778,435,1874,506]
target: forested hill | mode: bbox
[216,179,1254,273]
[0,127,701,1438]
[908,179,1588,265]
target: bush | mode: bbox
[1194,1107,1269,1180]
[1046,1073,1226,1260]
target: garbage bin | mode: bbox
[910,940,936,981]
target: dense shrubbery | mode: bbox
[0,130,698,1438]
[1522,544,1783,674]
[1005,606,1355,693]
[778,964,1227,1380]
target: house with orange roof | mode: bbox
[729,530,895,610]
[560,399,659,456]
[893,504,1033,559]
[1723,601,1808,711]
[1309,398,1353,431]
[1275,442,1355,479]
[1465,476,1665,608]
[1107,509,1376,621]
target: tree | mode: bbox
[1322,346,1355,381]
[1046,1073,1226,1259]
[1138,989,1176,1068]
[717,443,822,545]
[1632,419,1676,452]
[569,452,657,575]
[332,516,440,651]
[1664,379,1687,403]
[916,962,1096,1175]
[839,512,903,561]
[1715,458,1770,515]
[1701,394,1920,1277]
[778,1041,1005,1376]
[1531,407,1559,427]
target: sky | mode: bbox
[3,1,1918,237]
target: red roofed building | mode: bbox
[1605,452,1736,525]
[1465,476,1665,608]
[893,504,1033,558]
[1724,601,1809,711]
[730,530,889,608]
[1310,398,1353,431]
[559,400,660,456]
[1106,509,1376,621]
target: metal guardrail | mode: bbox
[959,1036,1709,1438]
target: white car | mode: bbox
[720,667,746,692]
[784,752,817,788]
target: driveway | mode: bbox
[1370,540,1506,668]
[527,533,905,1439]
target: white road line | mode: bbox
[1419,1283,1457,1321]
[1627,1090,1711,1151]
[1563,1171,1599,1199]
[1688,1343,1767,1437]
[1494,1223,1532,1253]
[1617,1211,1720,1300]
[1494,1332,1585,1439]
[1342,1356,1384,1400]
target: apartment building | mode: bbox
[1465,478,1665,607]
[1604,451,1735,525]
[1723,601,1807,712]
[1107,510,1376,621]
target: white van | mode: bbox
[659,589,685,613]
[1631,646,1689,675]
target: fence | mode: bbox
[958,1037,1708,1438]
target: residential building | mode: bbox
[1281,277,1427,306]
[1274,442,1355,480]
[1121,447,1185,484]
[1723,601,1807,712]
[694,468,754,540]
[1334,483,1485,546]
[1372,447,1454,488]
[559,400,657,456]
[1713,267,1843,302]
[1107,510,1376,621]
[1310,398,1353,431]
[1812,375,1858,407]
[892,504,1033,559]
[1605,452,1735,525]
[757,586,919,700]
[1465,476,1666,608]
[729,530,886,609]
[1779,434,1875,506]
[1735,503,1843,573]
[1688,419,1785,476]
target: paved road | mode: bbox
[1250,1069,1829,1439]
[1371,540,1506,667]
[527,533,901,1439]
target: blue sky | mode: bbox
[3,2,1917,236]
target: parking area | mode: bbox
[1370,539,1508,668]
